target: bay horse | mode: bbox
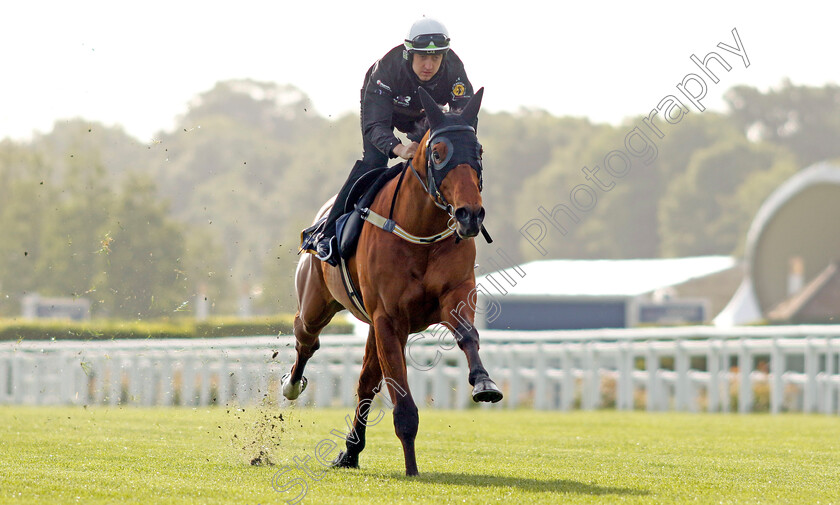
[282,86,502,476]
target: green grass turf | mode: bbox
[1,405,839,504]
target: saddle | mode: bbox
[337,163,405,259]
[299,163,405,260]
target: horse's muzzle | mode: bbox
[454,206,485,239]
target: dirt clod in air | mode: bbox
[224,403,294,466]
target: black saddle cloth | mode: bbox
[336,163,405,260]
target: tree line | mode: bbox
[1,78,838,319]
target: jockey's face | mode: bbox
[412,53,444,82]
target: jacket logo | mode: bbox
[451,80,466,98]
[394,95,411,107]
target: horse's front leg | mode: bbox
[332,326,382,469]
[372,315,419,476]
[440,287,503,403]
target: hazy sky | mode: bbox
[2,1,837,142]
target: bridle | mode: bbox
[408,123,484,225]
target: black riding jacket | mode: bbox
[361,45,474,158]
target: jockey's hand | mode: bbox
[393,142,420,160]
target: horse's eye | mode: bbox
[433,150,441,163]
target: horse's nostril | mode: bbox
[477,207,486,222]
[455,207,470,223]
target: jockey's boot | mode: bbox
[315,235,338,266]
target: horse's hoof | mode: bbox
[331,450,359,469]
[472,378,503,403]
[281,373,307,400]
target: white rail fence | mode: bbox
[1,325,839,413]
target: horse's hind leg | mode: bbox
[282,257,339,400]
[281,313,323,400]
[333,326,382,469]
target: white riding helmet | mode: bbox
[404,17,450,55]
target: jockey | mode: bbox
[314,16,475,265]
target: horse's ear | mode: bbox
[418,86,445,129]
[459,87,484,126]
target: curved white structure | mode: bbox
[715,161,840,325]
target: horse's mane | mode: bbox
[408,116,430,143]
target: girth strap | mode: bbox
[338,255,371,324]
